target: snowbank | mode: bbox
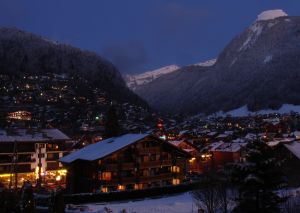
[66,193,195,213]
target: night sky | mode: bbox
[0,0,298,74]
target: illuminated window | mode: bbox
[189,157,196,163]
[171,166,180,173]
[100,172,112,181]
[117,184,125,191]
[101,187,108,193]
[134,183,144,190]
[172,178,180,185]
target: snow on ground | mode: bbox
[65,193,196,213]
[239,22,264,52]
[213,104,300,117]
[263,55,272,64]
[257,9,288,21]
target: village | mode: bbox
[1,99,300,211]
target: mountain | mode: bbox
[0,27,146,106]
[125,59,217,91]
[135,10,300,115]
[193,58,217,67]
[124,65,180,90]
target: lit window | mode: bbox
[101,187,108,193]
[117,184,125,191]
[100,172,111,181]
[171,166,180,173]
[134,183,144,190]
[172,178,180,185]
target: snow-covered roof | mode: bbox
[257,9,288,21]
[284,142,300,160]
[0,128,69,142]
[209,141,245,152]
[183,149,194,153]
[217,133,229,138]
[179,130,188,135]
[232,138,246,143]
[207,131,217,136]
[267,138,295,147]
[169,140,183,147]
[60,134,149,163]
[293,131,300,138]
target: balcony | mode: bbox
[103,162,135,171]
[103,173,176,186]
[104,163,118,171]
[46,162,59,170]
[140,160,172,169]
[139,147,161,155]
[139,173,174,182]
[122,162,135,169]
[16,164,32,173]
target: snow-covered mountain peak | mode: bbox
[256,9,288,21]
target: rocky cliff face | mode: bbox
[135,11,300,115]
[0,28,146,106]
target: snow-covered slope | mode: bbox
[214,104,300,117]
[135,10,300,115]
[194,58,217,67]
[125,65,180,90]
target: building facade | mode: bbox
[0,128,70,188]
[60,134,191,193]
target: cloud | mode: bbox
[102,41,148,74]
[156,2,209,35]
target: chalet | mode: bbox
[60,134,191,193]
[168,140,203,173]
[209,141,246,168]
[0,128,70,188]
[273,140,300,186]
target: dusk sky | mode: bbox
[0,0,298,74]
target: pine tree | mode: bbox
[104,104,122,138]
[231,140,284,213]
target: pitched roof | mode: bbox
[0,128,69,142]
[60,134,149,163]
[209,141,245,152]
[284,142,300,160]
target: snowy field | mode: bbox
[213,104,300,117]
[65,193,197,213]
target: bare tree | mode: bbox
[280,188,300,213]
[191,172,223,213]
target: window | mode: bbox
[101,187,108,193]
[171,166,180,173]
[47,153,59,160]
[100,172,112,181]
[143,155,149,162]
[150,154,156,161]
[117,184,125,191]
[143,169,149,176]
[38,153,45,158]
[134,183,144,190]
[172,178,180,185]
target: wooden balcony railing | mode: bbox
[105,173,175,185]
[138,147,161,155]
[140,160,172,168]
